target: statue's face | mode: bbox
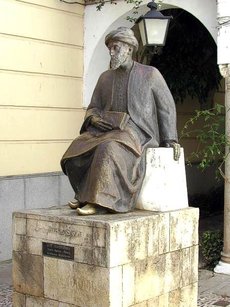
[108,41,131,70]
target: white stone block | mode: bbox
[136,148,188,212]
[158,213,170,254]
[122,264,135,306]
[44,258,75,304]
[169,282,198,307]
[214,261,230,275]
[14,217,27,235]
[170,208,199,251]
[13,292,26,307]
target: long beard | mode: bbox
[110,56,123,70]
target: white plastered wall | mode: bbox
[84,0,217,107]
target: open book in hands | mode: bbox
[102,111,130,130]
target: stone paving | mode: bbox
[0,261,12,307]
[198,269,230,307]
[198,293,230,307]
[0,285,12,307]
[1,261,230,306]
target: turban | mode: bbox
[105,27,139,52]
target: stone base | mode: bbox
[214,261,230,275]
[12,206,199,307]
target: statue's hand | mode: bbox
[91,115,113,131]
[160,140,181,161]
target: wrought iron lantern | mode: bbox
[136,0,172,47]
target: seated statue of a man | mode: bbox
[61,27,179,215]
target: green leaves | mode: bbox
[180,103,226,176]
[200,230,223,269]
[96,0,143,19]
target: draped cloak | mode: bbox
[61,62,178,212]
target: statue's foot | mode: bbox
[77,203,108,215]
[68,199,80,209]
[77,204,96,215]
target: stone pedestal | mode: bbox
[13,206,199,307]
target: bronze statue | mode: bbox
[61,27,179,215]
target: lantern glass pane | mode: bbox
[138,19,147,46]
[145,18,168,45]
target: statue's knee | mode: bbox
[97,140,117,152]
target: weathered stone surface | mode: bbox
[27,237,43,255]
[131,301,148,307]
[109,265,123,307]
[180,247,191,288]
[13,235,27,253]
[13,235,48,257]
[163,250,181,293]
[44,258,75,304]
[58,303,78,307]
[170,208,199,251]
[122,264,135,306]
[26,295,77,306]
[109,216,159,267]
[146,217,159,258]
[158,293,169,306]
[169,282,198,307]
[43,258,123,306]
[147,296,160,306]
[135,256,164,302]
[26,296,45,307]
[93,226,106,247]
[135,250,183,303]
[13,217,27,235]
[73,263,122,307]
[12,206,199,307]
[190,245,199,283]
[27,219,93,246]
[92,246,107,266]
[12,292,26,307]
[147,293,169,306]
[74,245,93,265]
[13,251,43,296]
[158,213,170,254]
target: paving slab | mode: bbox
[199,269,230,295]
[198,270,230,307]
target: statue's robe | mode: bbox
[61,62,178,212]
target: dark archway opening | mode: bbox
[150,8,221,107]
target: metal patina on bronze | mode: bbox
[42,242,74,261]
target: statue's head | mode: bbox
[105,27,138,70]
